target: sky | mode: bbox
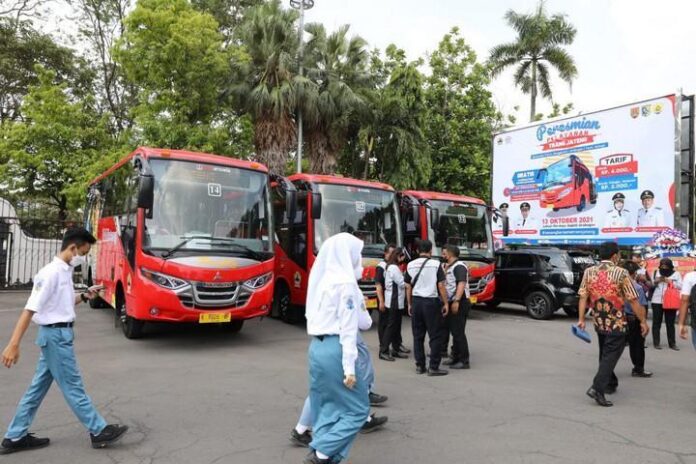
[306,0,696,121]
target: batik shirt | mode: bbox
[578,261,638,334]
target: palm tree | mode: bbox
[301,23,369,174]
[489,1,577,121]
[235,0,299,173]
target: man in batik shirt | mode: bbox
[577,242,649,407]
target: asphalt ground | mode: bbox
[2,292,696,464]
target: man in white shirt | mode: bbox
[441,245,471,370]
[636,190,665,227]
[677,269,696,345]
[405,239,449,376]
[1,228,128,455]
[514,202,539,230]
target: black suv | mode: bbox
[488,248,596,320]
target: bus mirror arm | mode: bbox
[502,216,510,237]
[270,173,297,222]
[311,192,322,220]
[138,174,154,218]
[430,208,440,230]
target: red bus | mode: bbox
[399,191,507,304]
[271,174,402,322]
[539,155,597,212]
[83,147,294,338]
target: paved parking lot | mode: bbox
[2,292,696,464]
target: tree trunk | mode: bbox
[362,135,373,180]
[530,61,537,122]
[307,129,335,174]
[253,114,296,174]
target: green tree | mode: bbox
[191,0,264,43]
[489,1,577,122]
[0,18,93,123]
[302,23,369,174]
[0,68,115,219]
[114,0,250,155]
[372,52,430,189]
[425,28,498,200]
[235,0,299,173]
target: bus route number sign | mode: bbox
[208,183,222,197]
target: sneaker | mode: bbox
[0,434,50,455]
[390,351,408,359]
[670,344,680,351]
[90,424,129,449]
[442,357,458,366]
[449,361,470,369]
[290,429,312,447]
[397,345,411,354]
[427,368,449,377]
[360,414,388,434]
[632,370,653,378]
[369,392,388,406]
[416,365,427,375]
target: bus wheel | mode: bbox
[552,208,559,212]
[225,320,244,333]
[274,283,296,323]
[116,292,144,339]
[577,196,586,212]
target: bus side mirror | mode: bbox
[138,175,154,218]
[311,192,322,220]
[430,208,440,229]
[286,190,297,224]
[412,205,420,226]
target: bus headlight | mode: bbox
[481,272,494,283]
[243,272,272,290]
[558,187,573,198]
[140,267,189,290]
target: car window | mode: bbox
[537,253,573,270]
[506,254,534,269]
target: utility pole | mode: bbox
[290,0,314,173]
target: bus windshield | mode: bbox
[314,184,401,257]
[543,157,572,188]
[145,159,272,257]
[427,200,493,260]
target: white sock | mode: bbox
[10,437,22,442]
[366,415,372,423]
[295,424,309,434]
[316,451,330,460]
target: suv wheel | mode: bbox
[524,291,555,320]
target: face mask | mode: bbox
[70,253,87,268]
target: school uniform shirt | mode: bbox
[306,282,363,376]
[404,257,445,298]
[680,271,696,298]
[604,209,632,228]
[651,271,682,305]
[26,257,76,325]
[444,261,469,301]
[637,206,665,227]
[384,264,405,309]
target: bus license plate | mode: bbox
[469,297,477,304]
[199,313,231,324]
[365,299,378,309]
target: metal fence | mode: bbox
[0,197,81,289]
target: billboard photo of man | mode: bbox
[604,193,632,228]
[493,203,508,232]
[636,190,665,227]
[514,202,538,230]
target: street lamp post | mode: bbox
[290,0,314,173]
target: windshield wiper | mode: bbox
[162,236,263,260]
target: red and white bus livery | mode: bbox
[84,147,290,338]
[271,174,402,322]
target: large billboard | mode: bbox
[492,95,678,246]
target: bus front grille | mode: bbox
[176,281,252,310]
[358,280,377,298]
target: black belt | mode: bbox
[43,322,74,328]
[315,334,336,341]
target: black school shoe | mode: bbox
[360,414,388,434]
[0,434,50,455]
[303,450,333,464]
[290,429,312,447]
[90,424,129,449]
[369,391,388,406]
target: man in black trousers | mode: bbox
[405,240,449,377]
[441,245,470,369]
[577,242,649,407]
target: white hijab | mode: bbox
[306,233,364,316]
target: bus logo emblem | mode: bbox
[213,271,223,281]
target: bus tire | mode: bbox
[524,291,555,320]
[271,281,290,319]
[577,195,586,212]
[225,320,244,333]
[116,290,144,339]
[485,300,500,309]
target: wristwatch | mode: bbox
[453,298,461,303]
[80,293,88,303]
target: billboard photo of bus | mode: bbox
[538,155,597,212]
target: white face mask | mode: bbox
[70,254,87,268]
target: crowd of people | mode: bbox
[3,228,696,463]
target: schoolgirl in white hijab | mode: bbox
[303,233,371,464]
